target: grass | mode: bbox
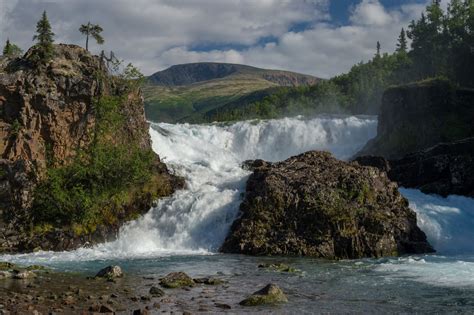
[144,73,301,123]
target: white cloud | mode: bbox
[0,0,431,77]
[350,0,393,26]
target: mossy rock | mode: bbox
[193,277,225,285]
[160,272,195,288]
[240,284,288,306]
[149,286,165,297]
[0,262,17,271]
[258,263,299,273]
[26,265,48,271]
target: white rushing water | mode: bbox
[2,115,474,269]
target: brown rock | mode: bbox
[222,151,434,259]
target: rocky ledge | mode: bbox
[221,151,433,259]
[355,137,474,197]
[0,44,183,253]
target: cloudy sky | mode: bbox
[0,0,439,78]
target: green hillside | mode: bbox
[143,63,320,123]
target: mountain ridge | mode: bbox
[143,62,321,123]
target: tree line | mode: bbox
[207,0,474,121]
[1,11,104,61]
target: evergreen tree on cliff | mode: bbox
[2,39,22,57]
[33,10,55,62]
[79,22,104,51]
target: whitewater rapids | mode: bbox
[1,115,474,269]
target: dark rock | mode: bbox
[159,272,195,288]
[222,151,434,259]
[193,277,225,285]
[149,286,165,297]
[95,266,123,279]
[99,304,114,313]
[239,284,288,306]
[355,138,474,197]
[357,79,474,159]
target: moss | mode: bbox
[239,284,288,306]
[0,262,17,271]
[258,263,299,273]
[159,272,195,288]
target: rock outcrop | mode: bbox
[0,44,182,253]
[357,79,474,159]
[355,138,474,197]
[221,151,433,259]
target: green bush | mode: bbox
[31,143,155,228]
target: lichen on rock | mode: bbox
[221,151,434,259]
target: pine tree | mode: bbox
[396,28,408,53]
[33,10,55,62]
[79,22,104,51]
[2,39,23,57]
[2,39,11,56]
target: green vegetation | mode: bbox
[205,0,474,122]
[79,22,104,51]
[32,10,55,62]
[2,39,22,57]
[143,64,318,123]
[30,94,168,235]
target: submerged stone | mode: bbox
[239,283,288,306]
[258,263,298,273]
[193,277,225,285]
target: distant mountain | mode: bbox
[143,62,320,123]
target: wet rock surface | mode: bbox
[239,283,288,306]
[160,272,195,288]
[95,266,124,280]
[222,151,434,259]
[356,138,474,197]
[0,263,290,314]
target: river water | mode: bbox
[2,115,474,313]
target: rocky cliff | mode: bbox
[0,44,182,252]
[357,79,474,159]
[221,151,433,259]
[355,138,474,197]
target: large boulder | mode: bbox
[355,137,474,197]
[221,151,433,259]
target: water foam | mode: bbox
[399,188,474,255]
[0,115,377,263]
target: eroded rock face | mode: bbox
[0,44,182,253]
[221,151,434,259]
[355,138,474,197]
[357,79,474,159]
